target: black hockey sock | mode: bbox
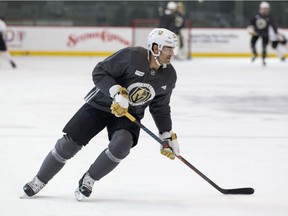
[87,130,133,181]
[37,151,65,184]
[88,149,119,181]
[252,47,257,56]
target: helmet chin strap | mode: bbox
[154,55,167,68]
[154,56,162,66]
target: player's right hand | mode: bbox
[247,25,258,36]
[277,33,285,42]
[109,85,129,117]
[159,131,180,160]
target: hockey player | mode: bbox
[175,2,188,59]
[0,17,16,68]
[159,1,186,59]
[270,30,287,61]
[23,28,180,200]
[159,2,178,33]
[247,1,278,66]
[175,2,186,49]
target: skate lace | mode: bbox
[28,176,45,193]
[82,173,95,191]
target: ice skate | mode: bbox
[251,55,257,62]
[23,176,46,197]
[75,172,95,201]
[74,187,85,201]
[10,60,16,68]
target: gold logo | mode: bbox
[130,87,152,103]
[127,83,155,106]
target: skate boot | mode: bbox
[23,176,46,197]
[74,172,95,201]
[251,55,257,62]
[10,60,16,68]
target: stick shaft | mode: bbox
[125,112,254,195]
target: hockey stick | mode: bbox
[125,112,254,195]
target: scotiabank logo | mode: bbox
[67,31,130,47]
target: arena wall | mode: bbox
[5,26,288,57]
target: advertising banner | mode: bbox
[6,26,131,55]
[5,26,288,57]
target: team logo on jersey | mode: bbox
[256,18,267,30]
[127,83,155,106]
[175,16,184,28]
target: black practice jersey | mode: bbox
[0,32,7,51]
[250,12,277,37]
[85,46,177,133]
[159,12,185,35]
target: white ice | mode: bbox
[0,56,288,216]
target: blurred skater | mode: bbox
[159,1,188,59]
[270,30,287,61]
[0,17,16,68]
[247,1,278,66]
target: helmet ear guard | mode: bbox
[150,42,161,57]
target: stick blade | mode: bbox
[222,187,255,195]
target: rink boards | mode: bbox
[4,26,288,58]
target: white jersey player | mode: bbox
[269,27,287,61]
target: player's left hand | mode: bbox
[159,131,180,160]
[277,33,285,42]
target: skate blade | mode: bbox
[19,193,31,199]
[74,188,85,201]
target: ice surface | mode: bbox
[1,56,288,216]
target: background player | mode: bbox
[0,17,16,68]
[23,28,180,200]
[247,1,278,66]
[159,2,178,33]
[159,1,186,59]
[270,30,287,61]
